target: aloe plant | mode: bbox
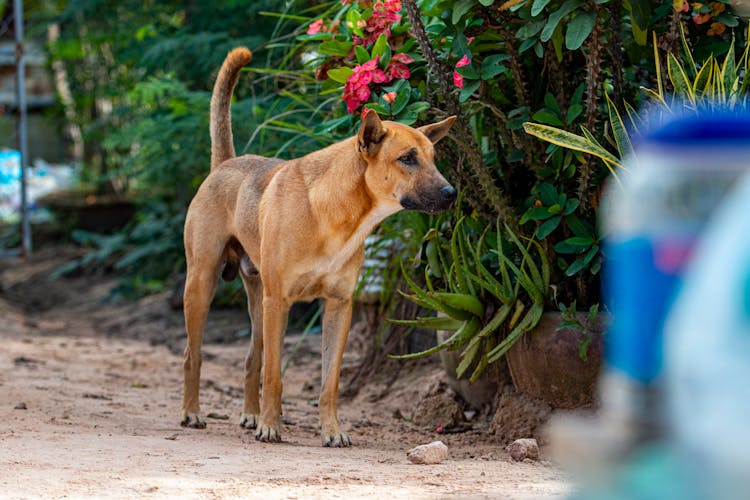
[389,216,550,382]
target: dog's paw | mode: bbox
[239,413,257,429]
[255,425,281,443]
[322,432,352,448]
[180,413,206,429]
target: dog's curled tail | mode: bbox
[210,47,252,170]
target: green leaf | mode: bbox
[562,236,594,247]
[565,214,594,238]
[391,89,410,115]
[516,19,546,40]
[536,215,562,239]
[624,0,650,45]
[319,40,353,57]
[456,341,482,378]
[551,24,564,61]
[406,101,430,114]
[355,46,370,64]
[523,206,555,222]
[486,304,544,363]
[544,93,561,116]
[565,255,589,276]
[388,315,464,331]
[523,122,622,168]
[452,0,474,24]
[481,54,509,79]
[531,0,553,16]
[388,318,479,360]
[541,0,583,43]
[372,33,388,58]
[479,0,495,5]
[565,12,596,50]
[537,182,558,205]
[721,39,737,95]
[431,292,485,318]
[326,67,353,83]
[667,52,695,105]
[459,80,481,102]
[606,93,635,160]
[532,110,564,126]
[518,37,537,54]
[380,44,392,70]
[457,63,479,80]
[563,198,580,215]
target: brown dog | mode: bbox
[181,47,456,447]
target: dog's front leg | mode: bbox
[255,295,289,442]
[319,297,353,447]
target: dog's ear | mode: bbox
[358,109,387,155]
[418,116,456,144]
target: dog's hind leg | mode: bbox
[239,257,263,430]
[181,235,224,429]
[319,297,354,447]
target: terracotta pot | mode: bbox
[505,311,605,409]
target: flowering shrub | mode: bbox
[673,0,737,35]
[294,0,745,308]
[298,0,424,118]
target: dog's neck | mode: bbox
[306,138,375,228]
[305,138,401,274]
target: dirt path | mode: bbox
[0,250,571,498]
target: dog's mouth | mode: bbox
[400,186,457,214]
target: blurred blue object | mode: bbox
[664,161,750,500]
[554,108,750,500]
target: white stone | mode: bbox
[407,440,449,465]
[507,438,539,461]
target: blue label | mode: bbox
[604,236,691,383]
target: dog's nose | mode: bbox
[440,185,457,202]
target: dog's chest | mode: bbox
[288,235,364,297]
[282,202,400,301]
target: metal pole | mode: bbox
[14,0,31,256]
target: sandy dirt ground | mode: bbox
[0,248,571,499]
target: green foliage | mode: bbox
[557,301,601,361]
[389,207,550,380]
[524,25,750,183]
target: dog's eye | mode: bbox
[398,152,418,167]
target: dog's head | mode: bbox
[358,110,457,215]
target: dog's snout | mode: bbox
[440,185,457,202]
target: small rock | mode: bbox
[506,438,539,462]
[206,412,229,420]
[407,440,449,465]
[14,402,27,410]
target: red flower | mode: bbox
[693,12,712,24]
[341,51,413,114]
[455,55,471,68]
[453,72,464,89]
[385,52,413,80]
[353,0,403,46]
[343,57,388,113]
[383,91,397,103]
[453,55,471,89]
[307,19,324,35]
